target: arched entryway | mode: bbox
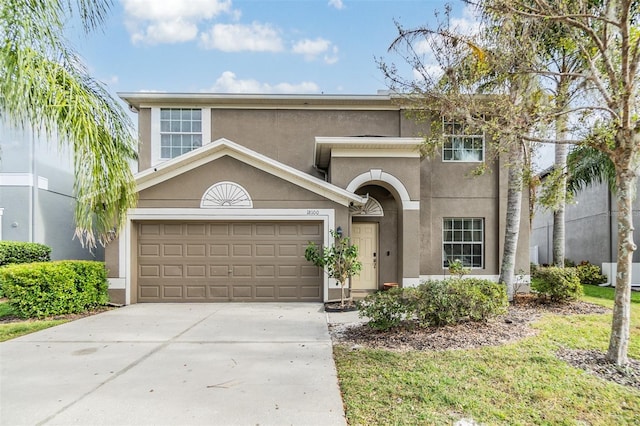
[346,169,421,290]
[350,185,400,292]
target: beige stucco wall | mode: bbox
[126,98,530,295]
[138,156,346,213]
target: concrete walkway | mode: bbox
[0,303,346,426]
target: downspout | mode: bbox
[30,128,35,243]
[313,164,328,182]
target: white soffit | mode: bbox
[314,136,423,168]
[135,138,366,207]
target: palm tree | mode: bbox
[0,0,137,249]
[567,144,616,196]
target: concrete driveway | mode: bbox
[0,303,346,426]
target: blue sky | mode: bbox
[70,0,478,95]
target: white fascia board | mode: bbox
[331,148,420,158]
[135,138,366,207]
[314,137,423,168]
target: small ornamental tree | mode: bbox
[305,230,362,308]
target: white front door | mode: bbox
[351,222,378,290]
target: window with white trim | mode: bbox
[442,119,484,162]
[443,218,484,268]
[160,108,202,159]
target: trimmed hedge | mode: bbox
[0,261,108,318]
[576,261,608,286]
[532,266,582,302]
[357,278,508,330]
[409,278,508,327]
[357,287,411,330]
[0,241,51,266]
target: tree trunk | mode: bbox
[499,141,524,299]
[553,76,569,267]
[606,165,637,366]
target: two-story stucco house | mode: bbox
[106,92,529,305]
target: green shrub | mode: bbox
[575,261,608,286]
[0,241,51,266]
[409,278,508,327]
[0,261,108,318]
[357,287,412,330]
[531,267,582,302]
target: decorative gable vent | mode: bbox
[349,196,383,217]
[201,181,253,208]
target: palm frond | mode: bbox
[0,0,136,249]
[567,144,616,195]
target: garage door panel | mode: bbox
[186,223,206,235]
[232,244,252,256]
[137,221,323,302]
[163,286,183,298]
[232,265,252,277]
[256,265,275,278]
[140,265,160,277]
[232,285,253,299]
[140,286,160,298]
[210,265,230,277]
[163,244,183,256]
[300,285,322,299]
[186,286,206,299]
[139,244,160,257]
[187,244,206,256]
[162,265,183,277]
[210,244,229,257]
[163,224,183,235]
[186,265,206,277]
[255,244,275,257]
[255,286,275,299]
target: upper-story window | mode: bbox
[442,119,484,162]
[160,108,202,159]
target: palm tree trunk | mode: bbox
[552,140,568,267]
[606,164,637,366]
[553,76,569,267]
[499,141,524,299]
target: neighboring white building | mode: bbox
[0,118,103,260]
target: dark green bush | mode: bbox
[576,261,608,286]
[357,287,411,330]
[409,278,508,327]
[0,241,51,266]
[0,261,108,318]
[531,267,582,302]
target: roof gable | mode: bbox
[135,138,366,207]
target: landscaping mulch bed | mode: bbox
[330,297,640,390]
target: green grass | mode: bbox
[0,319,67,342]
[582,284,640,303]
[0,300,68,342]
[334,289,640,425]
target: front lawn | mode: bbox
[333,286,640,425]
[0,300,68,342]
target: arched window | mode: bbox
[350,196,383,217]
[200,181,253,208]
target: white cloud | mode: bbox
[292,38,338,63]
[328,0,344,10]
[209,71,320,94]
[324,46,339,65]
[122,0,233,44]
[200,23,284,52]
[450,4,483,36]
